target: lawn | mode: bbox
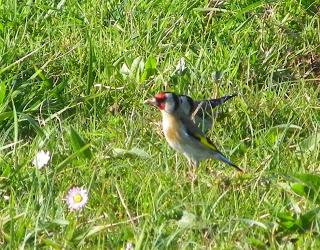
[0,0,320,249]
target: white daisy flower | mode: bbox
[175,57,186,74]
[125,242,135,250]
[66,187,88,211]
[32,150,50,169]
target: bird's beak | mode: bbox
[144,97,158,107]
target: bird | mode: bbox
[145,92,243,172]
[176,93,237,133]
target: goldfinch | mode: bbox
[145,92,243,172]
[177,93,237,133]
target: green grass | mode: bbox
[1,0,320,248]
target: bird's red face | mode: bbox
[145,92,167,110]
[145,92,179,113]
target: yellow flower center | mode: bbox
[73,194,83,203]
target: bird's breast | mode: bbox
[162,112,184,150]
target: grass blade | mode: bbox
[68,126,92,159]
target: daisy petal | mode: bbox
[33,150,51,169]
[65,187,88,211]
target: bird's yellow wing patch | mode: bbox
[187,129,218,151]
[197,134,218,151]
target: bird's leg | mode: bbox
[187,160,198,183]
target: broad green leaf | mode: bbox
[130,56,143,74]
[145,56,156,69]
[120,63,130,76]
[113,147,150,159]
[113,148,129,156]
[291,183,310,197]
[289,175,320,203]
[290,182,320,203]
[141,56,157,82]
[52,219,70,226]
[293,173,320,192]
[300,208,320,231]
[68,127,92,159]
[265,129,279,146]
[299,133,320,153]
[130,56,144,81]
[277,213,300,231]
[128,147,150,158]
[240,219,268,230]
[177,211,196,228]
[277,209,320,233]
[265,124,302,147]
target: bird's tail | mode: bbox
[213,151,244,172]
[207,94,237,108]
